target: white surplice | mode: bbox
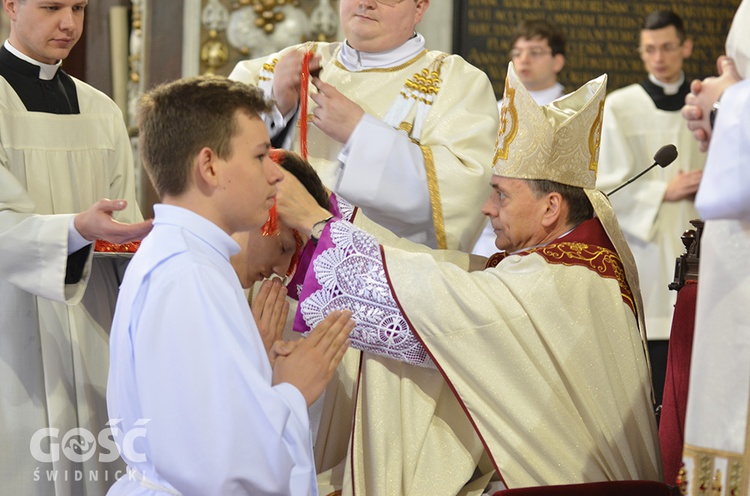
[0,73,141,494]
[597,84,705,340]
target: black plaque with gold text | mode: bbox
[453,0,742,99]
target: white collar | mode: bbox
[153,204,241,258]
[337,32,425,71]
[4,40,61,80]
[529,82,565,106]
[648,72,685,96]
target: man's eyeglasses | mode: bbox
[375,0,407,5]
[638,42,683,56]
[508,48,553,59]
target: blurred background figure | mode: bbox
[596,10,705,407]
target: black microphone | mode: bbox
[606,144,678,196]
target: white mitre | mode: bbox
[493,62,605,187]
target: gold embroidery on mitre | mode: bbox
[494,78,518,163]
[588,99,605,173]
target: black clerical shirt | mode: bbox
[639,77,691,112]
[0,45,80,113]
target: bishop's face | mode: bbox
[4,0,86,64]
[481,175,550,253]
[339,0,429,53]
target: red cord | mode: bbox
[299,51,313,160]
[260,200,279,237]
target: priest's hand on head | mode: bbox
[272,50,322,117]
[272,310,353,406]
[310,77,364,144]
[275,169,331,238]
[74,198,153,243]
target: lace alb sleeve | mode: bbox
[299,221,434,368]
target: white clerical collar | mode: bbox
[529,82,565,106]
[4,40,61,80]
[648,71,685,96]
[337,32,425,71]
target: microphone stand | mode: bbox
[606,162,659,196]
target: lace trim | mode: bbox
[300,222,432,367]
[336,196,355,222]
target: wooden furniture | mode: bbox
[668,219,704,292]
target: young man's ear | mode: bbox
[195,147,219,190]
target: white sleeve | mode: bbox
[695,79,750,220]
[0,165,87,302]
[336,113,433,239]
[68,217,90,253]
[134,263,316,495]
